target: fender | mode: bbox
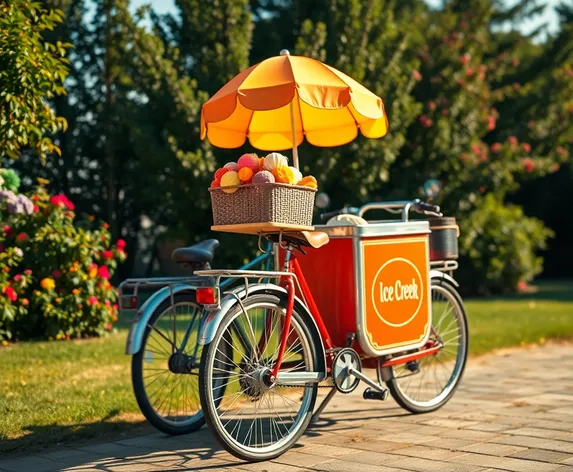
[199,283,327,377]
[125,283,198,355]
[429,269,459,288]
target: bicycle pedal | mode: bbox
[363,387,388,401]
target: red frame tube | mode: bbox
[380,342,441,368]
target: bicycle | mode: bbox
[120,239,277,435]
[193,199,468,461]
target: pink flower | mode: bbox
[556,146,568,157]
[522,158,534,173]
[13,274,22,282]
[459,54,470,65]
[412,70,422,81]
[472,143,482,156]
[24,269,32,275]
[441,108,449,116]
[105,300,111,307]
[88,296,98,306]
[51,270,62,279]
[521,143,531,153]
[508,136,518,146]
[16,233,28,242]
[428,101,436,111]
[102,250,113,259]
[491,143,502,153]
[465,68,475,77]
[104,323,112,331]
[97,266,110,280]
[487,116,496,131]
[3,225,12,237]
[116,239,126,249]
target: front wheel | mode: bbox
[199,293,319,462]
[386,278,469,413]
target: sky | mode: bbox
[130,0,562,38]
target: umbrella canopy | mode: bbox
[200,50,388,168]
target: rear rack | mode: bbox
[430,260,458,278]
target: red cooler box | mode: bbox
[298,221,432,358]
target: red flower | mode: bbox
[13,274,22,282]
[116,239,126,249]
[88,296,98,306]
[50,194,75,211]
[508,136,518,146]
[412,70,422,81]
[0,245,4,252]
[103,250,113,259]
[522,158,534,173]
[3,225,12,237]
[105,300,111,307]
[465,68,475,77]
[521,143,532,153]
[456,78,465,86]
[472,143,482,156]
[16,233,28,242]
[419,115,433,128]
[51,270,62,279]
[97,266,110,280]
[103,223,109,229]
[24,269,32,275]
[552,163,560,172]
[113,303,118,311]
[104,323,112,331]
[491,143,502,153]
[487,116,496,131]
[441,109,449,116]
[479,186,486,194]
[33,205,39,213]
[3,286,17,302]
[459,54,470,65]
[428,101,436,111]
[31,195,40,202]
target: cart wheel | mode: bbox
[131,292,213,435]
[199,294,319,462]
[385,278,468,414]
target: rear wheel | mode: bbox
[199,293,319,462]
[131,292,208,435]
[386,279,468,413]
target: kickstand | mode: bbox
[310,387,336,423]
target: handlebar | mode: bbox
[320,199,442,223]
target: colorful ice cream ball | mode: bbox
[237,153,260,172]
[272,166,295,184]
[214,167,228,181]
[289,166,303,184]
[263,152,288,171]
[252,170,275,184]
[220,171,240,193]
[210,180,220,188]
[238,167,254,183]
[223,162,239,172]
[298,175,318,189]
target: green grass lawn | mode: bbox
[1,280,572,455]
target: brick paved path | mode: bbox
[2,343,573,472]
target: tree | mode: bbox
[0,1,70,162]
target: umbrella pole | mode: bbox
[290,100,299,170]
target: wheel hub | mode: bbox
[168,352,195,374]
[239,366,273,400]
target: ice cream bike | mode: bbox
[194,50,468,462]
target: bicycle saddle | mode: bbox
[172,239,220,264]
[269,231,329,249]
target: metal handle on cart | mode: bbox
[319,206,360,222]
[359,199,442,221]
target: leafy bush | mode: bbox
[457,194,554,296]
[0,179,126,342]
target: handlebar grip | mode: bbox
[319,207,358,222]
[414,201,441,214]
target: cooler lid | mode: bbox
[315,220,430,238]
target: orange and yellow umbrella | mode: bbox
[200,50,389,169]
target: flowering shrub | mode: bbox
[0,179,127,341]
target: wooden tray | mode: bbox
[211,222,315,235]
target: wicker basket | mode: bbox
[209,183,317,227]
